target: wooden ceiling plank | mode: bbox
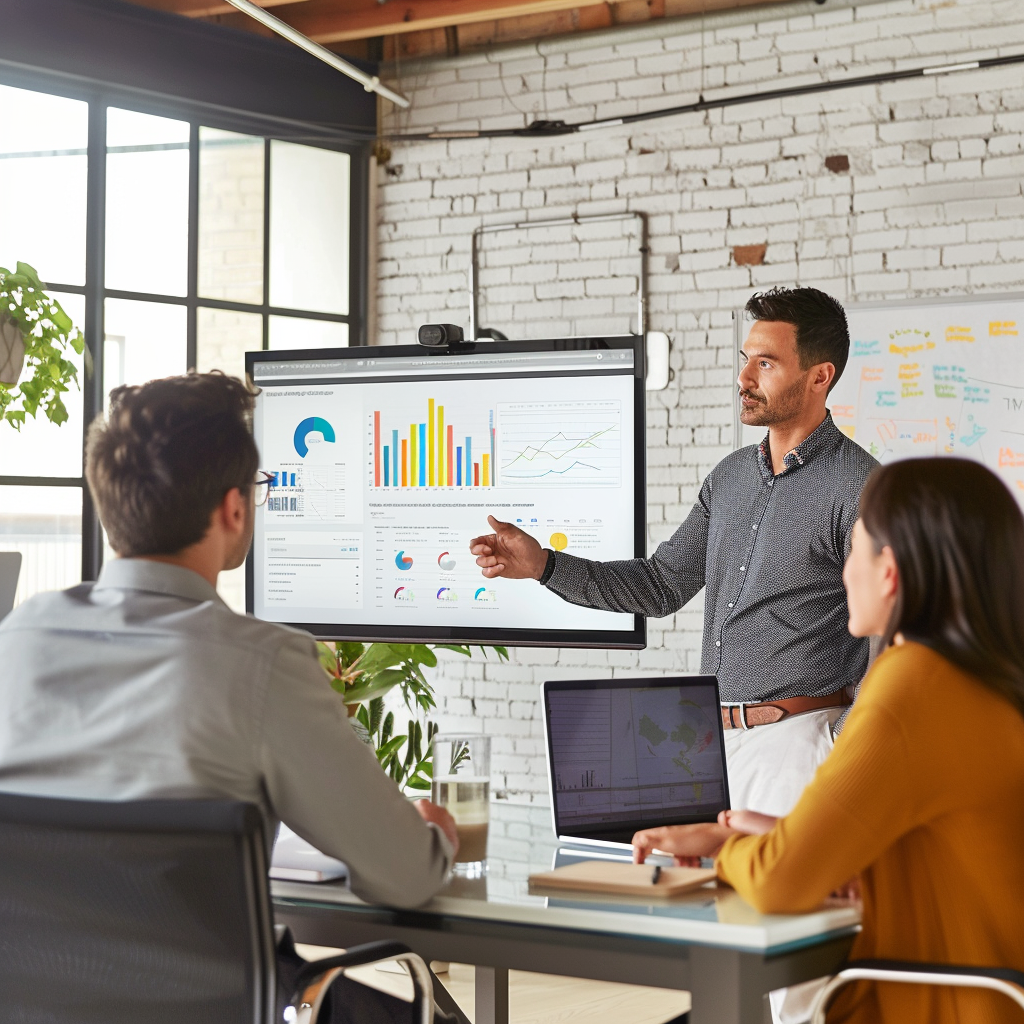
[128,0,308,18]
[284,0,611,43]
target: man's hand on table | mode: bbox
[414,799,460,859]
[470,516,548,580]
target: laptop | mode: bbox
[270,823,348,883]
[542,675,731,850]
[0,552,22,621]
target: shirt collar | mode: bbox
[756,411,842,479]
[94,558,225,606]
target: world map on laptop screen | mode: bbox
[546,680,729,836]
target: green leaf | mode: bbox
[369,696,385,734]
[343,667,409,704]
[380,710,394,745]
[434,644,471,657]
[376,735,407,764]
[405,774,431,791]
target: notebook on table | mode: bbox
[529,860,717,898]
[542,675,730,851]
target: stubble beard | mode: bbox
[739,373,811,427]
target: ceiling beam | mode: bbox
[128,0,307,17]
[264,0,790,43]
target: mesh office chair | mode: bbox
[810,958,1024,1022]
[0,792,437,1024]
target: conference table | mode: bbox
[272,803,860,1024]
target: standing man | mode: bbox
[471,287,878,816]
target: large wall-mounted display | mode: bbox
[247,338,646,648]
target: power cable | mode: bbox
[381,52,1024,142]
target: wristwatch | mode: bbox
[538,548,557,585]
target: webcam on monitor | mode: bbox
[417,323,464,347]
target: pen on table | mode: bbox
[650,865,661,885]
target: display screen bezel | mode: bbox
[245,336,646,649]
[543,676,731,844]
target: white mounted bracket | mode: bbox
[645,331,670,391]
[222,0,411,109]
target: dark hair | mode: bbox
[745,286,850,390]
[860,457,1024,715]
[86,372,259,557]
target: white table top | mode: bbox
[272,802,860,955]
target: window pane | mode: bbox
[104,299,186,404]
[105,108,190,297]
[269,315,348,350]
[2,293,86,478]
[196,306,262,381]
[0,485,81,607]
[269,141,349,315]
[0,85,88,286]
[198,128,264,305]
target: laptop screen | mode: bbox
[543,676,730,845]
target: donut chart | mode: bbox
[395,550,414,570]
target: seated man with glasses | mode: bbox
[0,371,459,1023]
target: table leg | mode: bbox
[688,947,767,1024]
[474,965,510,1024]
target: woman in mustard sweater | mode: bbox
[633,457,1024,1024]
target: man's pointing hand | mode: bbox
[469,516,549,580]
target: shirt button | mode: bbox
[715,640,721,647]
[728,603,734,608]
[768,480,774,487]
[752,524,757,530]
[740,565,746,571]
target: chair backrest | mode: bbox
[0,793,277,1024]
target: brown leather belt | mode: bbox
[721,691,852,730]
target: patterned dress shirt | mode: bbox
[545,412,879,703]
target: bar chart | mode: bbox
[371,398,496,489]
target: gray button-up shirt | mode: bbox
[546,413,878,702]
[0,559,452,908]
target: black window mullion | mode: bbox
[186,121,199,371]
[262,138,271,353]
[81,96,106,582]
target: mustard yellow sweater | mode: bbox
[716,641,1024,1024]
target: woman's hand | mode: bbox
[717,809,778,835]
[631,822,735,867]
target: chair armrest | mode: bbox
[810,958,1024,1024]
[289,940,435,1024]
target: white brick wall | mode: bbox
[377,0,1024,803]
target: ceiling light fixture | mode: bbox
[222,0,411,109]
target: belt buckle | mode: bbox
[737,702,750,731]
[725,703,751,731]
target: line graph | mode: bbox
[497,400,621,486]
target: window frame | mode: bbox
[0,63,370,584]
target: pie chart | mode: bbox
[438,552,456,571]
[395,550,414,570]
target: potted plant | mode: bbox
[318,641,508,792]
[0,261,85,430]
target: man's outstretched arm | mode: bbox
[470,480,711,617]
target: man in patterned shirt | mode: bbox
[470,287,878,815]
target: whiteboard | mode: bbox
[734,293,1024,503]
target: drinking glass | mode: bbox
[431,734,491,876]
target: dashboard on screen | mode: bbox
[246,338,645,648]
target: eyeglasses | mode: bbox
[253,471,274,507]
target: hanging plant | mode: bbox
[0,261,86,430]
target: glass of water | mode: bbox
[431,734,491,876]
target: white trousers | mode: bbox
[723,707,842,817]
[721,708,843,1024]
